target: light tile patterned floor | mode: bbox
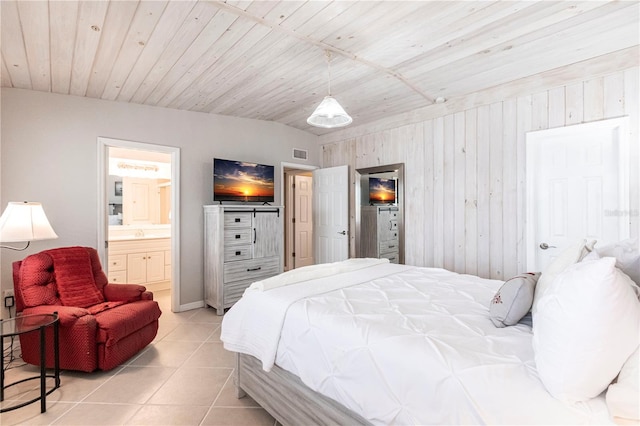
[0,290,276,425]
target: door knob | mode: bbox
[539,242,557,250]
[337,230,347,235]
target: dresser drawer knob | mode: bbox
[235,234,241,239]
[247,267,262,272]
[235,251,241,256]
[235,218,241,222]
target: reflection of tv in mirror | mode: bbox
[213,158,275,203]
[369,177,396,205]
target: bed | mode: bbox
[221,256,639,425]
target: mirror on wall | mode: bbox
[355,163,404,264]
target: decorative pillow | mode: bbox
[533,257,640,402]
[606,346,640,420]
[531,239,588,315]
[489,272,541,327]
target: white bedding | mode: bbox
[222,262,613,425]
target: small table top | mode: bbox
[0,313,58,338]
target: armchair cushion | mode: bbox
[49,247,104,308]
[95,300,162,346]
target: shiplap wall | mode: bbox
[321,67,639,280]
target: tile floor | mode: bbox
[0,290,277,425]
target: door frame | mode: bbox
[281,162,318,269]
[525,117,630,271]
[355,163,405,264]
[97,137,181,313]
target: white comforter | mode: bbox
[222,262,612,425]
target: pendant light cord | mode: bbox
[326,50,332,96]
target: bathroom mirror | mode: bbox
[355,163,404,264]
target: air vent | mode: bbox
[293,148,308,160]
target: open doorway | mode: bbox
[282,163,318,271]
[98,137,181,313]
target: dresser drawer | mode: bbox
[224,212,252,228]
[381,252,399,264]
[223,257,280,284]
[224,245,252,262]
[223,279,255,305]
[224,228,252,246]
[107,254,127,271]
[379,240,399,255]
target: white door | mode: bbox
[313,165,349,263]
[294,175,314,268]
[526,117,629,271]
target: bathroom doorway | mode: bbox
[282,162,318,271]
[97,137,181,312]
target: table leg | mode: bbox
[39,325,46,413]
[54,313,60,389]
[1,319,4,402]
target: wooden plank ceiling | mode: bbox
[1,0,638,135]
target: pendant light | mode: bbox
[307,50,352,129]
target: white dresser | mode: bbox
[204,205,283,315]
[360,205,400,263]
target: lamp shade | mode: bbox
[307,96,353,128]
[0,202,58,242]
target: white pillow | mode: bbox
[607,346,640,420]
[533,257,640,402]
[593,238,640,286]
[532,239,588,314]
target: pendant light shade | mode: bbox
[307,96,352,128]
[307,51,352,129]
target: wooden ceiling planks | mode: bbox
[128,1,219,105]
[69,1,109,97]
[414,1,640,99]
[16,1,51,92]
[143,8,239,107]
[99,0,170,101]
[113,1,199,102]
[85,0,139,99]
[49,0,79,94]
[1,0,637,135]
[1,0,32,90]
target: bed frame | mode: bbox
[234,353,371,426]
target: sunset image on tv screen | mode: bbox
[369,178,396,203]
[214,159,274,202]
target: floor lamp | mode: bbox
[0,202,58,251]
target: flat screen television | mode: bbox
[369,177,396,204]
[213,158,275,203]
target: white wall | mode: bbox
[0,88,319,312]
[320,67,639,280]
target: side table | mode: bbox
[0,312,60,413]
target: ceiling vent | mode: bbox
[293,148,308,160]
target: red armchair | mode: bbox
[12,246,162,372]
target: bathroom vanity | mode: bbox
[107,225,171,292]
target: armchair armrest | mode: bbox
[103,283,148,302]
[22,305,91,327]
